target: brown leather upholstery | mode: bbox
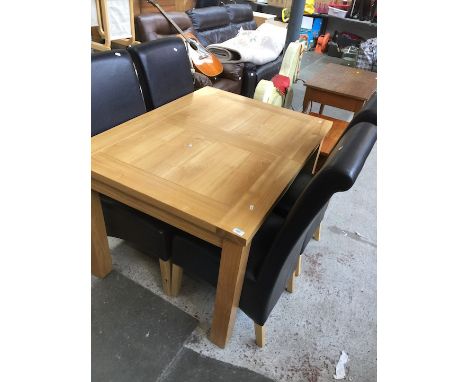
[134,11,244,94]
[135,12,194,42]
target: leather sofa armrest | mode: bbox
[219,63,244,82]
[241,55,283,98]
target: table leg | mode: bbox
[210,239,251,348]
[91,190,112,278]
[318,103,325,114]
[302,87,313,114]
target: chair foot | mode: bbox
[254,323,265,347]
[159,259,172,296]
[171,264,183,297]
[313,223,321,241]
[295,255,302,277]
[286,272,295,293]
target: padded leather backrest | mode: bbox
[128,38,194,110]
[226,4,253,23]
[226,4,257,33]
[91,50,146,136]
[188,6,230,30]
[187,6,234,46]
[256,122,377,316]
[135,12,194,42]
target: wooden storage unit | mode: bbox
[134,0,194,14]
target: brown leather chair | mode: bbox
[135,12,244,94]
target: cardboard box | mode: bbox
[267,0,293,9]
[253,11,277,27]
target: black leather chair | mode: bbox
[170,122,377,346]
[91,50,146,136]
[128,38,194,111]
[275,96,378,259]
[347,92,377,129]
[91,49,175,295]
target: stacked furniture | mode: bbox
[187,4,283,97]
[135,11,244,94]
[135,4,284,97]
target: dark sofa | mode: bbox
[187,4,283,97]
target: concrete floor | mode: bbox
[92,51,377,381]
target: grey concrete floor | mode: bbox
[93,51,377,381]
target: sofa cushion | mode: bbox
[188,7,230,31]
[187,6,235,46]
[226,4,253,24]
[226,4,257,34]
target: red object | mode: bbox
[315,32,330,53]
[271,74,291,96]
[328,3,350,10]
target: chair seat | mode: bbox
[101,195,174,261]
[172,212,285,286]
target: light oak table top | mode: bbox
[91,86,331,348]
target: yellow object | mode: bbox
[281,8,290,22]
[304,0,315,15]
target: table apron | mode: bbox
[305,88,365,112]
[92,179,227,248]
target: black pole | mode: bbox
[285,0,306,46]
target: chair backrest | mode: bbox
[254,122,377,321]
[348,92,377,129]
[187,6,234,46]
[91,49,146,136]
[225,4,256,33]
[128,38,194,110]
[135,12,194,42]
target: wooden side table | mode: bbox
[302,63,376,171]
[302,63,377,114]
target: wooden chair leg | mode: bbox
[254,323,265,347]
[159,259,172,296]
[286,272,295,293]
[295,255,302,277]
[313,223,322,241]
[171,264,183,297]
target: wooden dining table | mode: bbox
[91,86,331,348]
